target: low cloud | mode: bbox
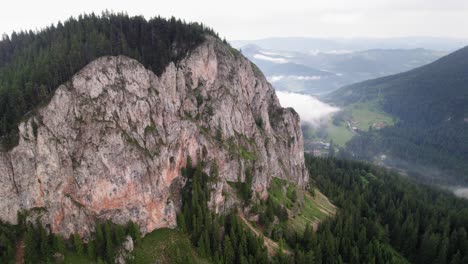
[276,91,339,127]
[453,188,468,199]
[253,54,288,64]
[268,75,322,83]
[269,75,285,82]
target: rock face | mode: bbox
[0,36,308,237]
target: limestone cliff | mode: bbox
[0,36,308,237]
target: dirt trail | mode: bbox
[237,209,291,256]
[15,238,24,264]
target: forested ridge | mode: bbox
[304,155,468,264]
[328,45,468,183]
[0,12,218,149]
[330,45,468,125]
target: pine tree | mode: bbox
[85,239,95,260]
[305,250,316,264]
[53,235,66,255]
[177,214,186,232]
[223,235,234,264]
[104,221,114,261]
[450,251,461,264]
[197,234,206,256]
[38,224,49,258]
[303,224,313,251]
[73,233,84,255]
[203,230,211,257]
[115,225,126,244]
[126,220,141,243]
[95,222,105,257]
[24,225,37,263]
[436,237,448,264]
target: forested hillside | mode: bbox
[330,46,468,124]
[2,155,467,263]
[328,46,468,184]
[0,12,218,149]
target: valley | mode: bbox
[275,91,394,154]
[0,7,467,264]
[239,37,468,188]
[249,37,468,199]
[238,42,447,95]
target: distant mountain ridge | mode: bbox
[240,44,446,95]
[329,45,468,184]
[330,45,468,125]
[232,36,468,53]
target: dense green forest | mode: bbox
[304,156,468,264]
[0,12,218,149]
[177,157,270,263]
[328,46,468,184]
[157,156,468,263]
[238,156,468,263]
[1,155,467,263]
[0,213,141,263]
[343,123,468,184]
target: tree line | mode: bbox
[0,12,218,149]
[0,211,141,263]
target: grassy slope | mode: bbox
[132,228,209,264]
[326,122,354,147]
[269,178,336,233]
[349,101,395,130]
[64,228,207,264]
[233,177,336,256]
[64,251,93,264]
[238,210,290,256]
[326,100,395,147]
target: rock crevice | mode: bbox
[0,37,308,236]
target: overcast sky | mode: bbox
[1,0,468,40]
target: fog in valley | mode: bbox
[276,91,339,127]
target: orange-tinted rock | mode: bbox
[0,36,308,237]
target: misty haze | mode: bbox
[0,1,466,263]
[276,91,339,127]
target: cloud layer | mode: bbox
[253,54,289,64]
[275,91,339,127]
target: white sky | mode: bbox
[1,0,468,40]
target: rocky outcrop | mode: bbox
[0,36,308,237]
[115,236,134,264]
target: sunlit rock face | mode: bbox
[0,36,308,237]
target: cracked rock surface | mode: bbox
[0,36,308,237]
